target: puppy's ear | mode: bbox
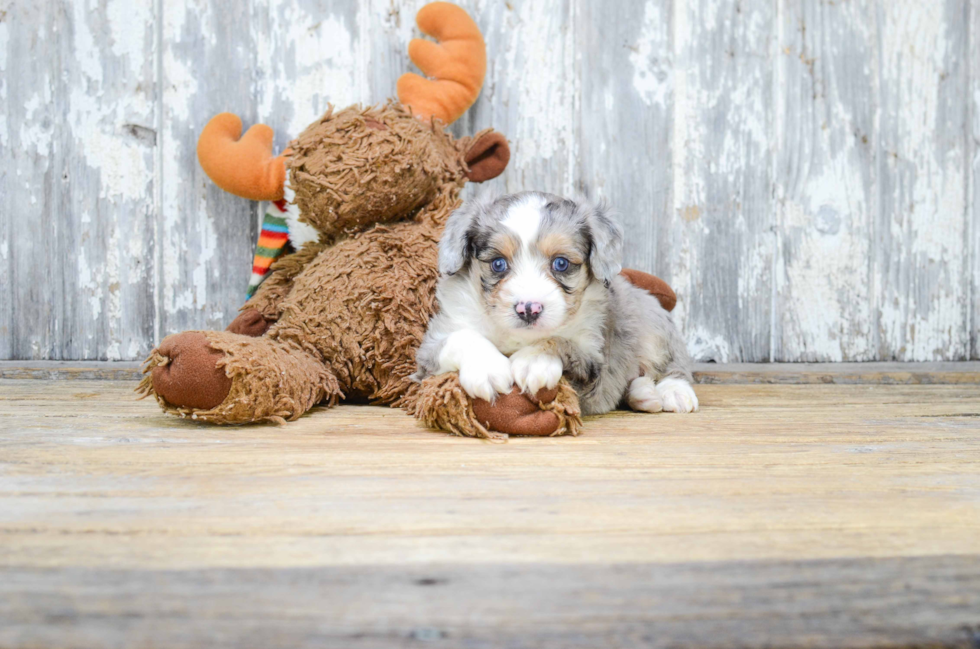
[585,202,624,287]
[439,202,479,276]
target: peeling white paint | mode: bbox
[0,10,7,74]
[78,248,102,320]
[20,93,53,153]
[630,0,671,108]
[494,0,577,196]
[161,27,199,123]
[973,38,980,360]
[104,226,123,350]
[106,0,149,62]
[877,0,968,360]
[0,11,7,149]
[670,0,697,222]
[127,231,148,284]
[2,0,976,362]
[67,0,153,203]
[76,219,123,358]
[669,0,774,360]
[161,2,209,324]
[72,0,104,86]
[771,0,881,362]
[193,197,218,309]
[258,4,358,137]
[105,341,122,361]
[686,326,732,364]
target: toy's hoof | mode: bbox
[472,387,560,436]
[151,332,231,410]
[226,308,273,337]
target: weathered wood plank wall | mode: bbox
[1,0,977,362]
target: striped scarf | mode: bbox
[246,200,293,299]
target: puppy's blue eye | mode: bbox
[490,257,508,273]
[552,257,570,273]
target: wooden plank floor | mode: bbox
[1,379,979,648]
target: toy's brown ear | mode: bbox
[464,131,510,182]
[621,268,677,312]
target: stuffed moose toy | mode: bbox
[139,2,678,439]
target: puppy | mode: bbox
[414,192,698,416]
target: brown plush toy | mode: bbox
[139,2,677,438]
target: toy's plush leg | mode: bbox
[224,262,299,337]
[138,331,341,424]
[226,308,275,337]
[407,373,582,441]
[226,241,330,338]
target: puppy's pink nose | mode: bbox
[515,301,543,324]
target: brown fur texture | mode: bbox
[407,374,582,441]
[140,330,341,425]
[143,2,680,439]
[288,104,464,234]
[141,102,674,438]
[140,102,584,436]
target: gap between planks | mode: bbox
[1,360,979,384]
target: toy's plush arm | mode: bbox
[249,241,328,316]
[225,268,294,337]
[226,240,329,337]
[242,267,295,322]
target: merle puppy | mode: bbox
[414,191,698,415]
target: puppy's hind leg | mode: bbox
[656,376,699,413]
[646,321,699,413]
[627,376,663,413]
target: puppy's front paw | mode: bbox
[458,350,513,402]
[655,377,699,413]
[510,347,563,395]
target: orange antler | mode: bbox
[197,113,287,201]
[397,2,486,125]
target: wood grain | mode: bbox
[1,0,157,360]
[668,0,776,362]
[972,0,980,361]
[157,0,261,340]
[774,0,877,361]
[876,0,972,361]
[576,0,673,278]
[692,360,980,384]
[2,0,979,363]
[2,558,979,649]
[4,360,980,384]
[0,379,979,647]
[465,0,578,198]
